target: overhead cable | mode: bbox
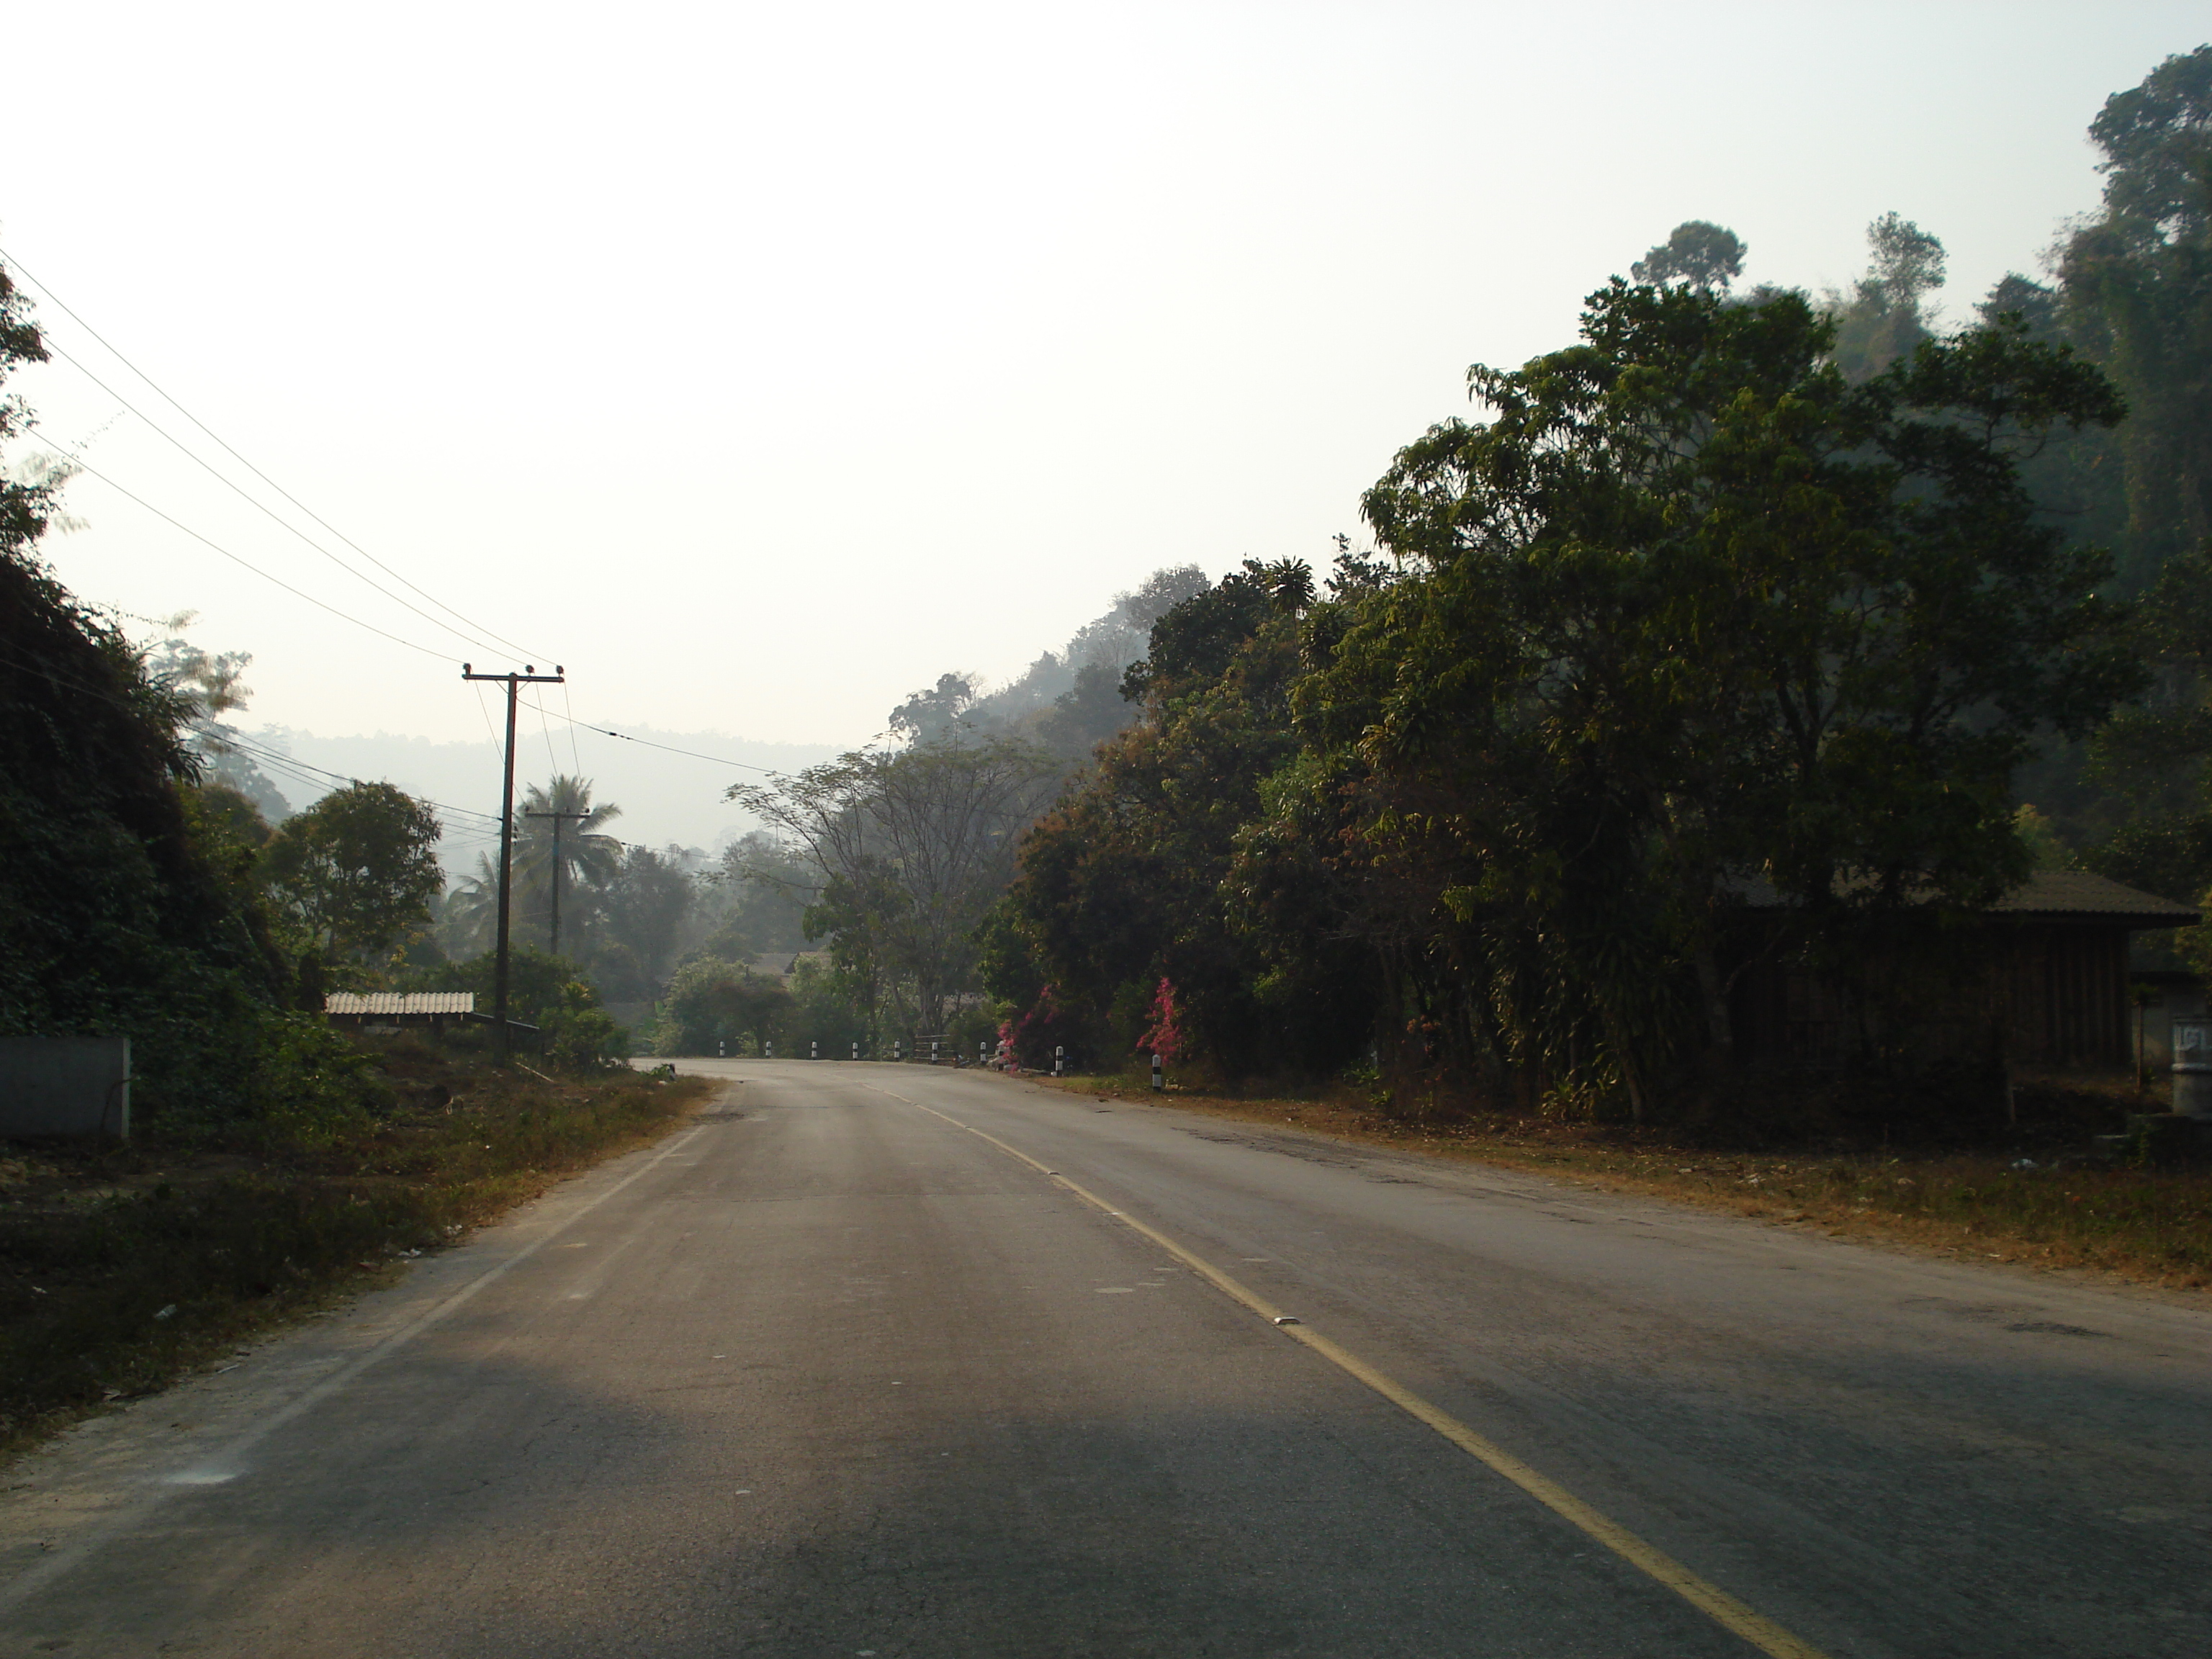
[0,639,500,830]
[208,732,504,827]
[519,701,784,775]
[0,243,549,662]
[35,336,518,660]
[25,439,456,660]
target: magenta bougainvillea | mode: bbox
[1135,976,1183,1064]
[1004,983,1074,1071]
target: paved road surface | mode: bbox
[2,1060,2208,1658]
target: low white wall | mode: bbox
[0,1037,131,1138]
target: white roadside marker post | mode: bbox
[1152,1052,1163,1093]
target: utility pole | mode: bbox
[461,662,565,1063]
[523,807,589,956]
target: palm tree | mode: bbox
[439,853,501,959]
[513,776,623,956]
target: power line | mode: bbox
[559,679,583,775]
[217,731,503,827]
[469,678,506,760]
[35,334,517,660]
[0,243,549,663]
[24,438,457,660]
[518,701,785,775]
[536,693,561,780]
[0,638,500,832]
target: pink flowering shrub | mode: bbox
[1134,976,1184,1064]
[1004,984,1079,1070]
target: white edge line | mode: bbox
[0,1121,709,1614]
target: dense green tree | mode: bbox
[1829,213,1948,382]
[887,673,979,743]
[994,559,1368,1077]
[1631,220,1746,294]
[593,843,695,997]
[653,958,793,1055]
[2057,45,2212,588]
[1033,660,1133,758]
[1284,279,2138,1107]
[731,737,1059,1036]
[696,831,816,962]
[263,781,443,963]
[1,258,299,1117]
[2083,543,2212,899]
[413,944,585,1028]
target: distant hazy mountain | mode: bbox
[252,723,844,876]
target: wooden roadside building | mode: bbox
[1727,870,2199,1072]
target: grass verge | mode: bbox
[1038,1071,2212,1293]
[0,1039,710,1460]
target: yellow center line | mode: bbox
[874,1085,1835,1659]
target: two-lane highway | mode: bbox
[2,1060,2207,1657]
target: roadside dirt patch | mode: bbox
[1030,1074,2212,1295]
[0,1043,711,1463]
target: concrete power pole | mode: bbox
[462,662,566,1062]
[523,807,589,956]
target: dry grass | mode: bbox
[1039,1071,2212,1294]
[0,1040,711,1460]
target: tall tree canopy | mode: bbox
[264,781,444,963]
[1830,213,1949,382]
[1318,281,2134,1099]
[996,278,2138,1112]
[2059,45,2212,578]
[730,736,1059,1036]
[1630,220,1746,294]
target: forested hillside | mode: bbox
[958,46,2212,1115]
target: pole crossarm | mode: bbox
[460,664,567,1062]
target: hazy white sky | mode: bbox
[6,1,2204,759]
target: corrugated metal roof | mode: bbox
[324,992,477,1015]
[1724,868,2198,927]
[1988,869,2199,924]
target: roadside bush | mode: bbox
[945,1001,1006,1062]
[547,1006,629,1072]
[654,958,790,1054]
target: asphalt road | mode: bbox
[2,1060,2208,1658]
